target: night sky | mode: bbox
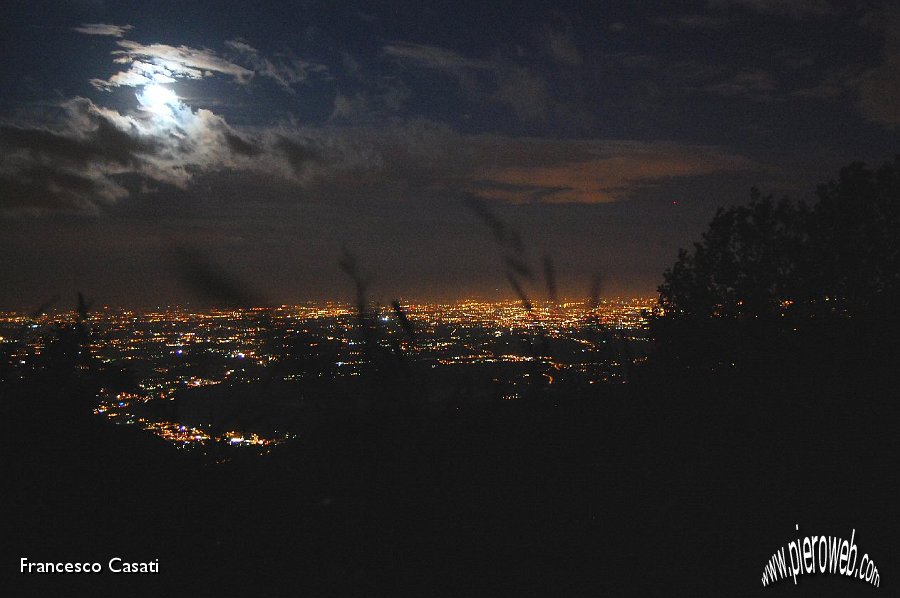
[1,0,898,308]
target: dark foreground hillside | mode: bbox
[4,321,897,597]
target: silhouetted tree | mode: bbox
[658,158,900,321]
[807,158,900,312]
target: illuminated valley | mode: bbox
[1,298,657,452]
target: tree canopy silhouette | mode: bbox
[658,157,900,321]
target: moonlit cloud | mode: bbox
[1,25,337,213]
[6,1,897,305]
[91,40,254,90]
[4,15,762,213]
[0,98,155,210]
[0,8,881,217]
[72,23,134,37]
[0,94,757,213]
[90,59,174,90]
[0,93,266,211]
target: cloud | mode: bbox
[854,6,900,127]
[544,27,582,65]
[225,120,755,206]
[384,42,557,122]
[466,138,756,204]
[273,135,324,175]
[0,95,756,213]
[780,5,900,127]
[0,30,756,213]
[702,69,777,101]
[0,99,152,210]
[270,125,756,205]
[0,95,271,212]
[72,23,133,37]
[330,92,369,120]
[492,64,550,121]
[224,39,327,91]
[117,40,254,82]
[652,14,730,29]
[92,40,254,89]
[607,50,780,105]
[790,84,843,99]
[707,0,836,18]
[329,81,409,123]
[90,37,328,93]
[223,131,259,156]
[856,61,900,126]
[1,27,341,213]
[383,42,487,72]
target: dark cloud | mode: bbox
[383,42,487,72]
[0,98,759,214]
[790,84,844,99]
[0,166,110,211]
[329,51,410,123]
[463,138,757,204]
[330,93,369,121]
[224,132,259,156]
[224,39,328,91]
[0,98,160,210]
[707,0,837,18]
[261,122,757,205]
[702,70,777,102]
[543,26,582,66]
[855,6,900,128]
[0,120,149,169]
[491,64,551,121]
[0,97,269,212]
[652,14,730,29]
[385,42,560,123]
[274,136,323,174]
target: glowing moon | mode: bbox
[138,84,179,118]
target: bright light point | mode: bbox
[138,83,178,117]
